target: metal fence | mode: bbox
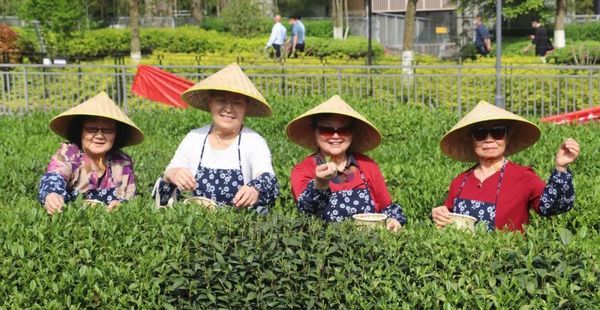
[349,13,457,57]
[1,64,599,117]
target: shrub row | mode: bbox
[202,17,333,38]
[549,40,600,65]
[13,26,381,60]
[0,97,598,307]
[565,21,600,42]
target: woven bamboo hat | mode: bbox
[181,63,272,117]
[440,101,541,162]
[286,95,382,153]
[49,91,144,147]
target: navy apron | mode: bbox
[193,127,245,206]
[321,157,377,222]
[453,160,506,230]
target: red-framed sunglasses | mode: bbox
[317,125,353,137]
[471,126,508,141]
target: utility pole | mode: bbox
[367,0,372,66]
[494,0,504,108]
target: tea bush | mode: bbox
[0,96,598,307]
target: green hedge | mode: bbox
[202,17,333,38]
[550,41,600,65]
[0,97,598,307]
[15,26,381,60]
[565,21,600,42]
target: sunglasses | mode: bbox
[317,125,353,137]
[83,126,116,135]
[471,126,508,141]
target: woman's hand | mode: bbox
[233,185,259,208]
[107,200,120,212]
[432,206,452,228]
[314,162,338,190]
[164,168,197,191]
[386,218,402,232]
[556,138,580,172]
[44,193,64,215]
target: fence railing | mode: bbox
[1,64,599,117]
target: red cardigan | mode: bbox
[443,162,546,232]
[291,153,393,213]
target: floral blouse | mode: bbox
[38,143,136,205]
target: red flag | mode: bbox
[131,65,194,109]
[540,106,600,124]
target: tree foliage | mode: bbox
[452,0,547,19]
[18,0,87,36]
[221,0,267,37]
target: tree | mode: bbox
[554,0,566,49]
[19,0,86,37]
[129,0,141,62]
[222,0,266,37]
[402,0,418,76]
[452,0,546,19]
[192,0,204,24]
[331,0,349,39]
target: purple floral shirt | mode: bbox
[38,143,136,204]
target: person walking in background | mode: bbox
[288,16,305,58]
[523,17,553,63]
[265,15,287,59]
[473,15,491,56]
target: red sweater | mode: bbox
[443,162,546,232]
[291,153,393,213]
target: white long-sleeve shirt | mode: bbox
[265,22,287,47]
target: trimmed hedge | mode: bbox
[549,41,600,65]
[14,26,382,60]
[202,17,333,38]
[565,21,600,42]
[0,97,598,307]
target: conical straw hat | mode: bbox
[49,91,144,147]
[286,95,382,153]
[181,63,272,117]
[440,101,541,162]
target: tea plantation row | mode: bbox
[0,96,598,307]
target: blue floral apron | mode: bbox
[193,127,245,207]
[453,161,506,230]
[322,162,376,222]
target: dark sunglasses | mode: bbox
[83,126,116,134]
[471,126,508,141]
[317,125,353,137]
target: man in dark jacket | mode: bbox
[524,18,553,62]
[473,15,491,56]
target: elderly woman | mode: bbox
[38,91,144,214]
[287,95,406,231]
[432,101,580,232]
[154,63,279,212]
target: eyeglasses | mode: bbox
[83,126,116,135]
[317,125,353,137]
[471,126,508,141]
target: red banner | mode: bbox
[540,106,600,124]
[131,65,193,109]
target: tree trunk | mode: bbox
[130,0,141,62]
[332,0,343,39]
[402,0,418,76]
[144,0,157,17]
[403,0,418,52]
[192,0,203,24]
[554,0,566,49]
